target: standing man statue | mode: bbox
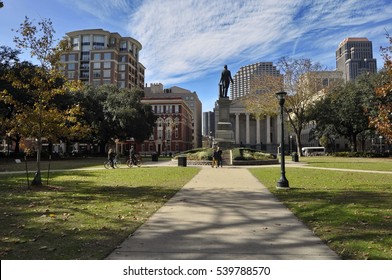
[219,65,234,98]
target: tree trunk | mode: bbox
[31,137,42,186]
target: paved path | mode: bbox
[106,166,339,260]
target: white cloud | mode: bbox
[123,0,391,85]
[62,0,392,85]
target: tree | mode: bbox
[1,17,87,186]
[76,85,156,152]
[369,33,392,141]
[244,57,326,155]
[0,2,4,8]
[309,76,376,152]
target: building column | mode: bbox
[246,113,250,145]
[266,116,271,144]
[235,113,240,144]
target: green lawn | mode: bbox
[300,156,392,171]
[0,166,199,259]
[250,165,392,259]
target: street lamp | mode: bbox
[379,135,383,154]
[276,91,289,189]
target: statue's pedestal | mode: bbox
[215,98,234,149]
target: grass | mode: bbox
[300,156,392,172]
[0,166,199,259]
[249,165,392,259]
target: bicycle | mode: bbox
[126,154,142,167]
[104,155,121,169]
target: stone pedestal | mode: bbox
[215,97,234,149]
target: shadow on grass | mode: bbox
[0,170,184,259]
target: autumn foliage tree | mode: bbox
[244,57,326,155]
[369,33,392,142]
[1,17,88,186]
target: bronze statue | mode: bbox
[219,65,234,98]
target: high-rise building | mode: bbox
[230,62,281,100]
[336,37,377,81]
[60,29,145,89]
[202,111,215,137]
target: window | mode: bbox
[118,72,125,80]
[69,54,76,61]
[72,37,79,50]
[93,53,101,60]
[120,41,127,51]
[104,53,111,60]
[93,62,100,69]
[81,62,89,70]
[119,55,126,62]
[93,35,105,49]
[60,55,66,62]
[68,63,75,71]
[119,64,126,71]
[81,51,90,61]
[103,70,111,78]
[93,71,101,78]
[103,62,111,68]
[67,71,75,79]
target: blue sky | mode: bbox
[1,0,391,111]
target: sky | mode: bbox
[1,0,391,111]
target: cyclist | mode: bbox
[129,146,137,165]
[108,148,115,168]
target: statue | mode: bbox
[219,65,234,98]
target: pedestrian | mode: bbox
[212,147,220,168]
[217,146,223,167]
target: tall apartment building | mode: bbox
[143,83,202,151]
[60,29,145,89]
[230,62,281,100]
[336,37,377,81]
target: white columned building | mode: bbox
[214,98,281,153]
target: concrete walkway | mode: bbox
[106,166,339,260]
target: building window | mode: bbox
[103,62,111,68]
[93,62,100,69]
[72,37,79,50]
[93,35,105,50]
[119,55,127,62]
[120,41,127,51]
[68,63,75,71]
[119,64,126,71]
[103,70,111,78]
[104,53,111,60]
[93,53,101,60]
[67,71,75,79]
[93,71,101,78]
[69,54,76,61]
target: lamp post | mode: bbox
[379,136,383,154]
[276,91,289,189]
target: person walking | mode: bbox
[217,146,223,167]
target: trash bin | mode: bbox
[151,153,158,162]
[292,152,299,162]
[178,156,187,167]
